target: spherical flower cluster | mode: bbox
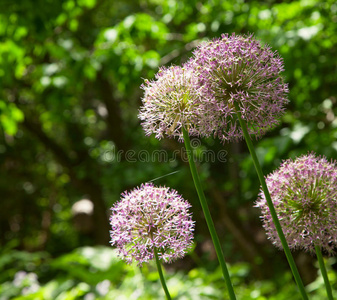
[188,33,288,142]
[110,182,195,266]
[138,65,217,141]
[256,153,337,254]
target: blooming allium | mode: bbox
[138,65,216,141]
[256,153,337,254]
[110,182,195,266]
[188,33,288,142]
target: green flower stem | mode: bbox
[315,245,333,300]
[234,105,308,300]
[182,128,237,300]
[154,248,172,300]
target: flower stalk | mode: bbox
[183,127,237,300]
[234,104,308,300]
[154,247,172,300]
[315,245,333,300]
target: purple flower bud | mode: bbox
[256,153,337,254]
[188,33,289,142]
[110,182,195,266]
[138,65,218,142]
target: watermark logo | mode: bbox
[102,139,228,163]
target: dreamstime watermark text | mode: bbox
[102,139,228,163]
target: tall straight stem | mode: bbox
[315,245,334,300]
[154,248,172,300]
[183,128,236,300]
[234,106,308,300]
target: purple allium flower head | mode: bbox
[188,33,289,142]
[138,65,216,141]
[110,182,195,266]
[256,153,337,254]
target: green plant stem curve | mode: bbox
[183,128,237,300]
[234,105,308,300]
[315,245,333,300]
[154,247,172,300]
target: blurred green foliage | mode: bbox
[0,246,336,299]
[0,0,336,298]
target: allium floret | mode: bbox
[110,182,195,266]
[256,153,337,254]
[188,33,289,142]
[138,65,216,141]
